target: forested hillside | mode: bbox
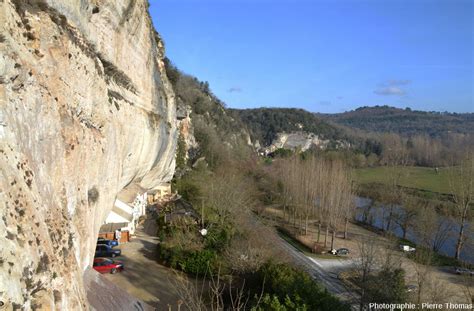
[321,106,474,137]
[164,58,251,168]
[230,108,346,146]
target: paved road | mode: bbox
[276,237,360,308]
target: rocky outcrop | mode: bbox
[263,132,350,154]
[177,102,198,161]
[0,0,177,309]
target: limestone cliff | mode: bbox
[264,132,350,154]
[0,0,177,309]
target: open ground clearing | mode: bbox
[354,166,459,194]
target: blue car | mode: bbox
[97,238,119,247]
[95,244,121,258]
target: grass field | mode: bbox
[354,166,458,194]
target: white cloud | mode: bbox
[374,79,411,96]
[374,86,406,96]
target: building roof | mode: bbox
[99,222,128,233]
[116,183,147,204]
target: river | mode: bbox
[355,197,474,264]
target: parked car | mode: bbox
[95,244,121,258]
[455,267,474,276]
[93,258,124,274]
[97,238,119,247]
[399,244,416,252]
[336,248,350,256]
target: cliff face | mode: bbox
[0,0,177,309]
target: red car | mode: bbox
[93,258,124,274]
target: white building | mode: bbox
[104,183,147,235]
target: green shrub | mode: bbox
[158,245,218,276]
[251,294,308,311]
[176,130,187,170]
[272,148,293,158]
[173,178,201,202]
[249,262,350,311]
[179,249,217,275]
[204,225,232,251]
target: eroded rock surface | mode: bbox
[0,0,177,308]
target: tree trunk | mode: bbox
[305,215,309,235]
[386,205,393,233]
[331,229,336,250]
[455,218,466,260]
[324,226,329,248]
[317,222,321,243]
[344,218,348,239]
[299,215,303,234]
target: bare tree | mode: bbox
[277,156,354,250]
[411,248,433,305]
[415,201,455,253]
[460,269,474,305]
[171,266,255,311]
[424,273,455,305]
[325,160,353,250]
[448,153,473,260]
[379,134,410,235]
[356,236,379,310]
[393,197,417,240]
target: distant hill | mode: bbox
[229,108,346,146]
[320,106,474,137]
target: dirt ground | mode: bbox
[263,207,474,305]
[104,217,186,310]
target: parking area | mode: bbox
[98,221,185,309]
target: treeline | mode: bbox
[231,106,473,167]
[323,105,474,138]
[347,131,474,168]
[272,156,353,250]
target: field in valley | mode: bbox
[353,166,460,194]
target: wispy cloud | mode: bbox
[227,87,242,93]
[374,79,411,96]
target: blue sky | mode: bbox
[149,0,473,113]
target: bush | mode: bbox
[248,262,350,311]
[204,225,233,251]
[173,178,200,202]
[179,249,217,276]
[271,148,293,158]
[251,294,308,311]
[158,245,218,276]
